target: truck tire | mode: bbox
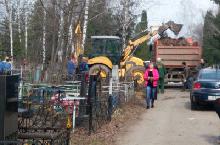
[125,65,145,89]
[89,64,111,78]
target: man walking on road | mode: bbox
[182,62,190,91]
[156,58,166,94]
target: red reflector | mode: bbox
[193,82,201,89]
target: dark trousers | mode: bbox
[158,78,165,93]
[183,76,194,90]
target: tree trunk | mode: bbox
[82,0,90,53]
[9,4,13,59]
[55,9,64,63]
[122,0,129,49]
[65,0,76,56]
[17,0,22,43]
[25,4,28,58]
[51,0,57,64]
[4,0,14,60]
[42,8,46,67]
[68,23,73,53]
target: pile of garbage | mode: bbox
[158,37,199,46]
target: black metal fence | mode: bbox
[1,72,135,144]
[85,76,135,133]
[18,93,71,145]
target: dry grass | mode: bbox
[70,91,146,145]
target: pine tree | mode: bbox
[203,7,220,64]
[135,10,148,33]
[134,10,150,61]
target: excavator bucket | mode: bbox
[166,21,183,35]
[158,21,183,36]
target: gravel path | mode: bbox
[116,89,220,145]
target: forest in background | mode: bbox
[0,0,219,68]
[0,0,142,66]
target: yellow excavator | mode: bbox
[75,21,182,87]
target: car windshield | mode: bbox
[199,70,220,80]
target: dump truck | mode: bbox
[153,37,202,86]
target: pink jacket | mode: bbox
[144,68,159,87]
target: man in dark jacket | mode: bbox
[196,59,206,71]
[156,58,166,94]
[67,57,76,80]
[79,57,89,72]
[182,62,190,91]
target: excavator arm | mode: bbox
[121,21,183,64]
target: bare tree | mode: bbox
[0,0,86,71]
[24,0,30,58]
[17,0,22,43]
[57,5,64,63]
[4,0,13,59]
[82,0,90,52]
[67,0,73,54]
[114,0,138,48]
[42,1,47,67]
[121,0,130,48]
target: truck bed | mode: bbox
[154,45,202,68]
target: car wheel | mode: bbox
[191,102,198,110]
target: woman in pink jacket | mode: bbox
[144,63,159,109]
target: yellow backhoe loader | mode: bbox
[76,21,182,87]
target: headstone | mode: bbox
[0,75,19,141]
[112,65,119,83]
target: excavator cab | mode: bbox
[90,36,122,65]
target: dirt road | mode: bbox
[117,89,220,145]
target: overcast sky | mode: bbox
[0,0,218,37]
[138,0,219,36]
